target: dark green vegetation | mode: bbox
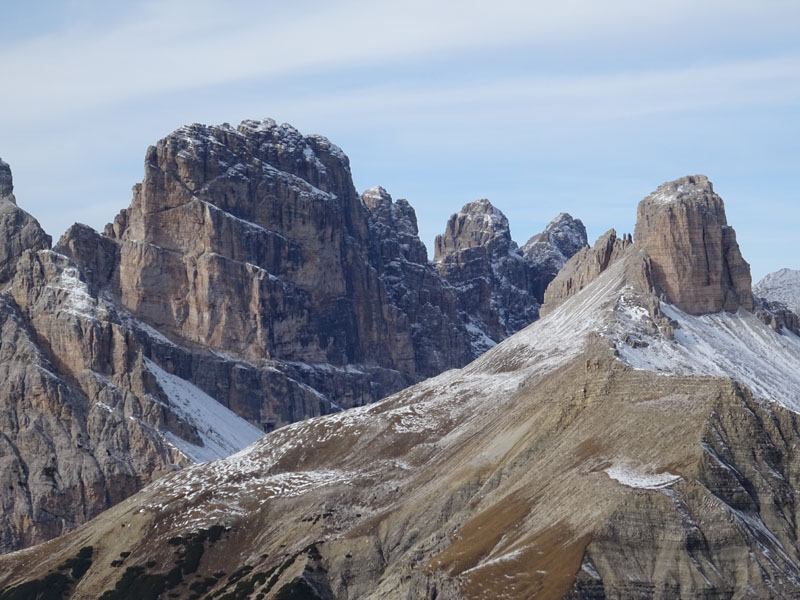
[274,578,322,599]
[99,526,228,600]
[0,547,93,600]
[207,542,325,600]
[0,528,326,599]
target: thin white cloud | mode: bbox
[2,0,799,123]
[219,55,800,138]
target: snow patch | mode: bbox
[615,301,800,412]
[48,267,99,319]
[605,465,681,489]
[754,268,800,314]
[145,358,263,462]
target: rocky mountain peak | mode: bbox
[521,212,588,299]
[433,198,512,261]
[362,186,426,265]
[754,268,800,313]
[0,159,13,201]
[0,160,51,284]
[524,212,587,258]
[634,175,754,315]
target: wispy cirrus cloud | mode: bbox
[1,1,799,280]
[2,0,799,123]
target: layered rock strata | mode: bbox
[543,175,756,320]
[0,123,583,553]
[634,175,754,315]
[435,199,587,344]
[6,227,800,597]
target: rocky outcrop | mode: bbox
[0,250,189,552]
[522,212,588,300]
[0,124,587,554]
[0,159,51,284]
[435,199,586,344]
[541,229,634,316]
[362,186,472,374]
[633,175,754,315]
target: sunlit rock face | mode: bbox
[634,175,753,315]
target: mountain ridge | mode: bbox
[3,171,800,597]
[0,119,586,554]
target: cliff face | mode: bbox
[543,175,755,320]
[0,122,583,553]
[0,159,51,284]
[633,175,754,315]
[522,212,588,300]
[362,186,473,375]
[5,222,800,598]
[435,199,587,344]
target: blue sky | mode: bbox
[1,1,799,281]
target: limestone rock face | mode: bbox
[106,120,388,366]
[435,199,586,344]
[540,229,634,316]
[0,160,51,284]
[0,159,13,200]
[0,122,587,554]
[521,212,588,300]
[633,175,754,315]
[0,249,189,553]
[362,186,472,375]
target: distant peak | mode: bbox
[362,186,392,208]
[0,158,13,200]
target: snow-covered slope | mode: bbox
[613,290,800,412]
[145,358,264,462]
[754,268,800,313]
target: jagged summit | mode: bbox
[754,268,800,314]
[434,198,511,261]
[433,198,587,344]
[6,172,800,598]
[0,160,51,284]
[635,174,754,315]
[522,212,588,300]
[0,158,13,200]
[522,212,586,260]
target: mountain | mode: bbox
[5,175,800,598]
[435,200,587,348]
[0,120,584,554]
[755,268,800,314]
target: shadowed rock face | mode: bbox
[0,159,51,284]
[522,212,588,300]
[0,122,588,555]
[0,159,13,200]
[435,199,587,343]
[362,186,473,374]
[634,175,754,315]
